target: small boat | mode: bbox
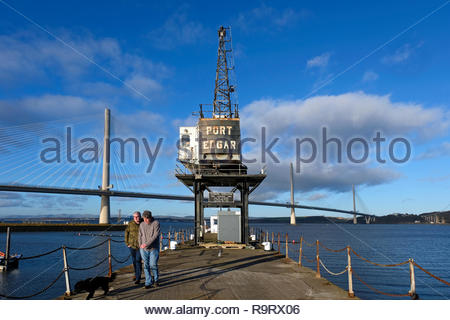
[0,252,22,271]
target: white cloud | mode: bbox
[416,142,450,160]
[241,92,448,141]
[307,193,328,201]
[148,8,207,50]
[236,4,308,32]
[306,52,331,69]
[382,42,423,65]
[124,74,163,98]
[239,92,449,198]
[362,71,379,82]
[0,94,105,124]
[0,32,169,100]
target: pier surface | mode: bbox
[65,246,355,300]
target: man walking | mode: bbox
[125,211,142,284]
[139,210,160,289]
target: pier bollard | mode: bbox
[277,233,280,254]
[62,246,72,296]
[347,246,354,297]
[108,238,112,277]
[299,236,303,266]
[409,258,416,297]
[285,233,288,259]
[316,240,320,278]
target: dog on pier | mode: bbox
[74,273,116,300]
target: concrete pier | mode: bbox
[64,246,355,300]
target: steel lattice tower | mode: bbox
[213,26,236,118]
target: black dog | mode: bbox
[74,274,116,300]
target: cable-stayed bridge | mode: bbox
[0,109,374,223]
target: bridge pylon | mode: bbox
[99,108,111,224]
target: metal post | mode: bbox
[62,246,71,296]
[352,184,357,224]
[290,163,296,225]
[299,236,303,266]
[347,246,354,297]
[409,258,416,297]
[108,238,112,277]
[277,233,280,254]
[4,227,11,269]
[316,240,320,278]
[100,108,111,224]
[285,233,288,259]
[241,182,249,245]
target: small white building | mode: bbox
[210,216,218,233]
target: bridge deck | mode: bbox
[63,246,355,300]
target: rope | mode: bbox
[303,239,316,247]
[0,269,65,299]
[351,248,409,267]
[111,253,131,264]
[65,239,108,250]
[302,254,316,264]
[319,259,348,276]
[413,261,450,286]
[352,268,411,297]
[19,247,61,260]
[318,241,347,253]
[68,255,109,271]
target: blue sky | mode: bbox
[0,0,450,218]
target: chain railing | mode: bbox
[262,231,450,299]
[0,227,194,299]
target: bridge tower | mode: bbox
[290,163,296,225]
[99,108,111,224]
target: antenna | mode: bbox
[213,26,237,118]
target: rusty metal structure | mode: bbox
[176,26,266,245]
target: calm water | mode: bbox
[252,223,450,300]
[1,223,449,300]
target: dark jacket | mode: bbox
[125,220,140,249]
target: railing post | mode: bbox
[62,246,71,296]
[108,237,112,277]
[316,240,320,278]
[299,236,303,267]
[266,231,269,242]
[285,233,288,259]
[277,233,280,254]
[409,258,416,297]
[347,246,354,297]
[271,232,274,245]
[168,231,171,243]
[160,234,163,252]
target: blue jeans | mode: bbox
[140,248,159,286]
[129,247,142,281]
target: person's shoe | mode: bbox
[132,276,136,281]
[153,281,160,288]
[134,279,140,285]
[144,285,152,289]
